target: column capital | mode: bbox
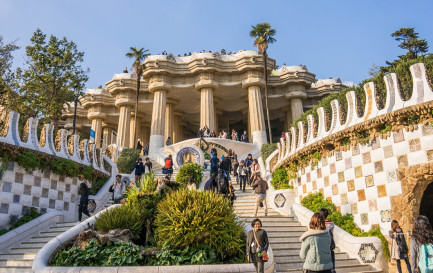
[242,70,265,89]
[174,111,183,117]
[149,75,172,93]
[285,90,308,100]
[166,98,179,105]
[215,109,223,116]
[195,73,218,91]
[114,92,136,108]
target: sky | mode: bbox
[1,0,433,90]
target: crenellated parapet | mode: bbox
[274,63,433,170]
[0,111,112,175]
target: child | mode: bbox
[318,208,336,273]
[78,182,91,221]
[389,220,411,273]
[111,175,125,204]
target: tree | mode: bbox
[0,36,19,109]
[250,22,276,143]
[392,27,429,59]
[126,47,150,148]
[14,29,88,127]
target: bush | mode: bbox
[95,205,143,234]
[0,207,42,236]
[175,163,202,186]
[51,238,143,266]
[261,143,277,162]
[302,192,390,259]
[116,149,141,174]
[271,168,292,190]
[16,151,40,172]
[155,189,245,260]
[80,165,95,181]
[90,177,108,195]
[147,244,217,265]
[50,158,79,177]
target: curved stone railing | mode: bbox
[274,63,433,170]
[33,203,275,273]
[0,111,113,175]
[291,204,386,271]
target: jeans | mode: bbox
[239,175,247,191]
[78,203,90,221]
[254,195,268,216]
[251,254,265,273]
[223,170,231,181]
[396,257,412,273]
[331,250,335,271]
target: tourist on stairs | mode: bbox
[246,218,269,273]
[216,169,230,199]
[251,173,268,217]
[237,160,247,192]
[134,157,145,182]
[250,159,260,180]
[389,220,411,273]
[220,154,232,182]
[110,175,125,204]
[245,153,254,186]
[300,213,333,273]
[162,155,173,178]
[241,131,249,143]
[210,144,217,157]
[210,154,220,176]
[144,157,152,173]
[319,208,336,273]
[410,215,433,273]
[78,182,91,222]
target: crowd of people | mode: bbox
[197,126,250,143]
[159,49,243,58]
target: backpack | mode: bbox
[217,174,228,194]
[164,159,172,169]
[419,244,433,273]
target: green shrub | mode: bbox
[95,205,143,234]
[116,149,141,174]
[271,168,292,190]
[379,123,392,134]
[0,229,7,236]
[175,163,202,186]
[147,244,218,265]
[90,177,108,195]
[302,192,390,259]
[14,207,42,228]
[261,143,278,162]
[80,165,95,181]
[155,189,245,260]
[16,151,40,172]
[50,158,79,177]
[51,238,143,266]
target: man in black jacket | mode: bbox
[245,153,254,186]
[220,155,232,182]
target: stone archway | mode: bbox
[420,182,433,224]
[390,162,433,233]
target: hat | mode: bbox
[240,160,245,163]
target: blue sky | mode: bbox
[1,0,432,89]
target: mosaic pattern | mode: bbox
[274,193,286,208]
[358,243,378,263]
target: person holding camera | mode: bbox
[246,218,269,273]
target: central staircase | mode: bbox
[233,184,378,273]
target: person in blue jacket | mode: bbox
[134,157,145,181]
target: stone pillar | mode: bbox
[247,85,267,146]
[291,98,304,121]
[102,127,114,145]
[130,115,142,148]
[196,73,218,132]
[142,123,151,146]
[91,118,103,148]
[173,111,183,143]
[215,109,222,136]
[164,100,177,144]
[286,86,307,123]
[116,105,132,148]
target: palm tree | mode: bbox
[250,22,276,143]
[126,47,150,148]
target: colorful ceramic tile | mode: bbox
[393,130,405,143]
[352,145,360,156]
[409,138,422,152]
[324,176,330,187]
[319,188,324,196]
[358,189,366,201]
[371,137,380,150]
[322,157,328,166]
[397,154,409,167]
[330,163,336,174]
[341,193,348,205]
[384,145,394,158]
[15,173,23,183]
[351,203,358,214]
[380,210,391,222]
[377,185,387,197]
[427,150,433,161]
[326,196,333,202]
[313,180,317,190]
[303,184,307,194]
[332,184,339,195]
[317,168,322,179]
[387,170,398,183]
[347,180,355,192]
[355,166,363,178]
[365,175,374,188]
[360,213,369,225]
[369,199,378,211]
[307,172,311,182]
[335,151,343,161]
[374,161,384,173]
[338,171,345,183]
[362,152,371,164]
[422,124,433,136]
[345,158,352,169]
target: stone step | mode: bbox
[269,243,302,250]
[239,216,294,221]
[258,226,307,232]
[268,237,301,244]
[275,256,358,266]
[0,253,36,260]
[54,222,77,228]
[273,251,348,260]
[0,259,32,266]
[9,246,41,254]
[39,230,64,236]
[276,264,372,273]
[28,236,52,243]
[266,231,304,238]
[47,226,72,232]
[20,241,47,248]
[0,266,32,272]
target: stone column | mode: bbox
[246,85,267,146]
[130,115,142,148]
[215,109,222,135]
[164,99,177,144]
[173,111,183,143]
[286,86,307,122]
[102,127,114,145]
[91,118,103,148]
[196,73,218,132]
[117,106,132,148]
[142,123,151,146]
[87,105,107,148]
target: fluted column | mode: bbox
[150,89,167,149]
[286,86,307,123]
[215,109,222,135]
[117,106,132,148]
[200,88,215,131]
[247,85,267,146]
[91,118,103,148]
[130,115,142,148]
[291,98,303,121]
[102,127,114,145]
[142,123,151,147]
[164,100,177,144]
[173,111,183,143]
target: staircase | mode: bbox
[233,184,378,273]
[0,199,114,272]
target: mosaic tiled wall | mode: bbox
[295,124,433,232]
[0,160,81,227]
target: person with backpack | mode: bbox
[210,154,220,176]
[251,173,268,217]
[204,173,217,192]
[220,154,232,182]
[162,155,173,178]
[232,158,239,183]
[319,208,336,273]
[78,182,91,222]
[300,213,333,273]
[210,144,217,158]
[134,157,145,182]
[389,220,411,273]
[216,169,229,199]
[411,215,433,273]
[237,160,248,192]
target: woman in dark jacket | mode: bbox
[389,220,411,273]
[410,215,433,273]
[246,218,269,273]
[134,158,145,181]
[78,182,90,221]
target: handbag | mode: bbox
[253,231,268,261]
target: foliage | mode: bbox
[0,207,42,237]
[155,189,245,259]
[286,161,298,180]
[261,143,278,162]
[341,137,351,146]
[391,27,429,60]
[148,244,218,266]
[116,148,140,174]
[250,22,276,54]
[89,177,108,195]
[356,130,371,145]
[204,152,211,160]
[51,238,143,266]
[379,123,393,134]
[271,168,292,190]
[6,29,88,126]
[16,151,40,172]
[95,205,143,234]
[0,35,20,106]
[175,163,202,186]
[302,192,390,259]
[50,158,79,177]
[407,114,420,125]
[80,165,94,181]
[0,229,7,236]
[139,170,157,193]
